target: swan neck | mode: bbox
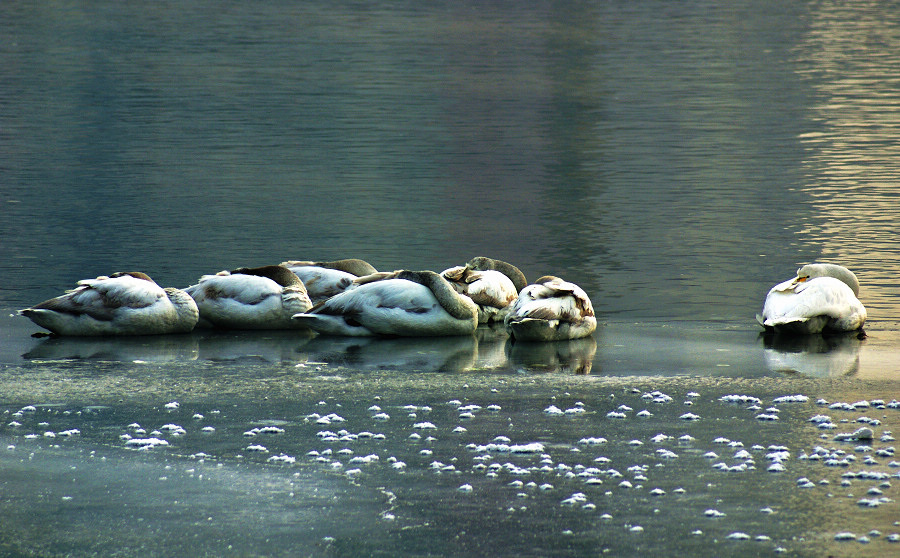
[399,271,476,320]
[233,265,305,288]
[798,264,860,296]
[467,257,527,292]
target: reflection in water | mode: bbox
[298,334,479,372]
[23,334,200,363]
[795,1,900,326]
[474,325,512,370]
[22,330,316,365]
[21,326,600,374]
[505,336,597,375]
[194,330,315,363]
[760,331,863,377]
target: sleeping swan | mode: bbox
[504,276,597,341]
[441,257,527,325]
[280,258,378,303]
[19,272,199,336]
[757,263,866,334]
[292,270,478,336]
[185,265,312,330]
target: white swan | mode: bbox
[185,265,312,330]
[441,257,527,325]
[292,270,478,337]
[280,258,377,303]
[757,263,866,334]
[504,275,597,341]
[19,272,199,336]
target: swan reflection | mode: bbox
[474,325,512,370]
[23,334,200,363]
[194,330,315,363]
[22,327,600,374]
[298,334,479,372]
[505,336,598,374]
[760,331,864,377]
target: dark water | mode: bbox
[3,0,900,325]
[2,1,900,556]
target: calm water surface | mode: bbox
[2,1,900,556]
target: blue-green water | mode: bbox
[2,1,899,556]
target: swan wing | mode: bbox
[78,274,165,307]
[296,278,474,336]
[314,279,436,317]
[33,275,163,321]
[512,279,594,319]
[508,295,586,323]
[188,274,282,305]
[441,267,517,309]
[462,270,518,308]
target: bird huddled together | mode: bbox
[20,259,868,341]
[19,257,598,342]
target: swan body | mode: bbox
[292,270,478,337]
[185,265,312,330]
[281,258,377,303]
[441,257,525,324]
[465,257,528,292]
[19,272,199,336]
[504,275,597,341]
[757,263,866,334]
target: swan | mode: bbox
[280,258,377,303]
[504,275,597,341]
[292,270,478,337]
[185,265,312,330]
[441,257,527,325]
[19,272,199,336]
[757,263,866,334]
[466,257,528,292]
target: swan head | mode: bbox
[795,263,860,296]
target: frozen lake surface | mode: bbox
[2,317,899,556]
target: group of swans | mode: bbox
[20,259,867,340]
[19,257,599,342]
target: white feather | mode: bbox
[20,273,199,336]
[292,272,478,337]
[185,268,311,330]
[282,265,358,303]
[441,266,519,325]
[759,271,866,334]
[504,276,597,341]
[281,259,377,303]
